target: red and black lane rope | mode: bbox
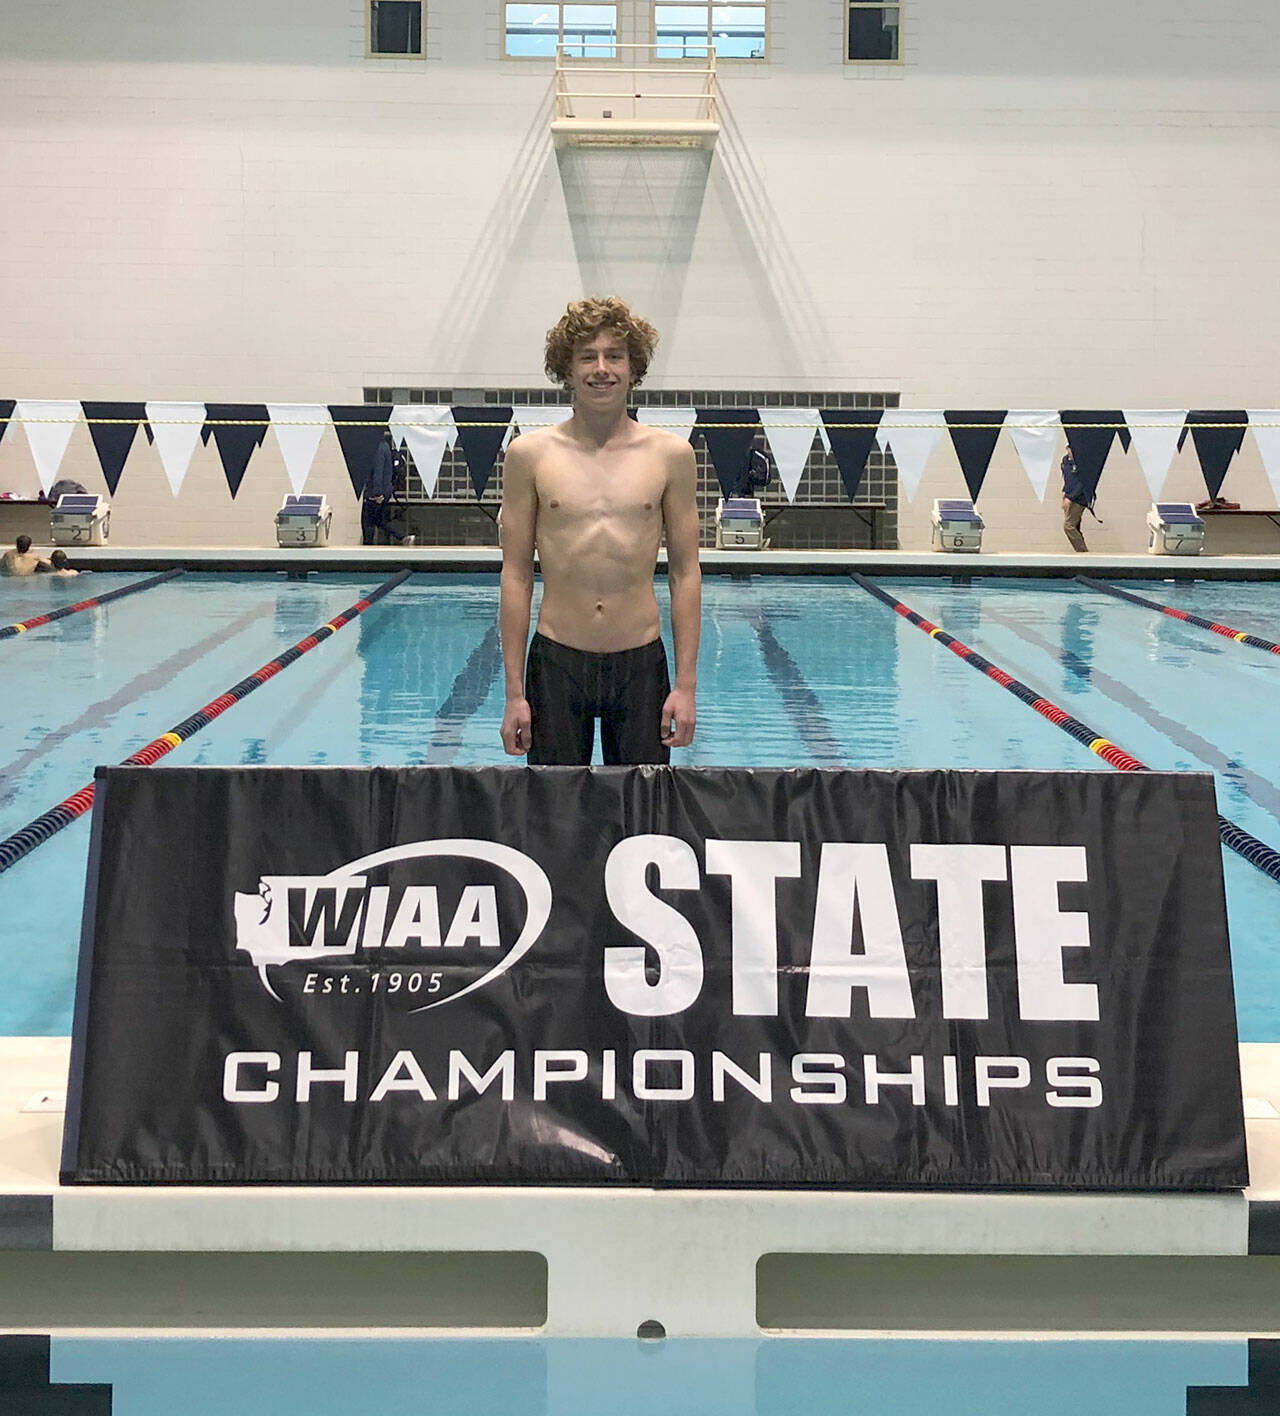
[0,567,184,640]
[1077,575,1280,656]
[850,572,1280,885]
[0,568,412,875]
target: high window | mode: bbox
[846,2,900,61]
[653,4,766,59]
[369,0,424,56]
[504,4,619,58]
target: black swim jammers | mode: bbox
[525,632,671,766]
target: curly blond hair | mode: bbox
[544,296,659,388]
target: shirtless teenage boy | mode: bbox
[1,535,47,576]
[499,297,701,765]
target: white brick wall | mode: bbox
[1,0,1278,549]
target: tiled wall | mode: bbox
[365,387,900,548]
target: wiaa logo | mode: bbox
[233,839,551,1009]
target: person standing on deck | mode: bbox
[1061,450,1094,552]
[499,297,701,766]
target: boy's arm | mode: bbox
[499,439,537,756]
[661,441,701,747]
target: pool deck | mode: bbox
[58,546,1280,579]
[2,1038,1279,1336]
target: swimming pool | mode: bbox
[2,571,1278,1039]
[34,1334,1257,1416]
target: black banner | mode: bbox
[63,766,1247,1189]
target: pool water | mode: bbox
[36,1334,1255,1416]
[2,571,1278,1039]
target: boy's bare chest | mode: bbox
[534,455,667,523]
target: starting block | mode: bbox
[715,497,765,550]
[930,499,984,553]
[1146,502,1205,556]
[51,494,110,546]
[275,494,332,548]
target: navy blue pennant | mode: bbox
[452,405,512,500]
[1181,410,1248,499]
[945,410,1005,502]
[203,404,269,499]
[329,405,392,499]
[819,408,884,500]
[695,408,759,497]
[1059,411,1129,503]
[81,402,149,495]
[0,400,13,450]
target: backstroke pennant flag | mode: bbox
[15,400,81,493]
[696,408,759,497]
[1122,409,1187,502]
[146,402,207,498]
[0,399,14,449]
[81,402,149,496]
[329,404,393,500]
[203,404,270,500]
[1060,411,1131,505]
[390,405,457,499]
[512,405,572,434]
[759,408,820,502]
[1006,410,1061,502]
[451,405,512,500]
[1181,410,1248,501]
[1247,410,1280,506]
[945,410,1006,502]
[877,409,945,504]
[637,407,697,442]
[820,407,883,501]
[267,404,329,496]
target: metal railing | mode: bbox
[553,40,718,132]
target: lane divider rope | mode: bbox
[850,572,1280,884]
[0,567,184,640]
[1077,575,1280,656]
[0,568,413,875]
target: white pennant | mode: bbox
[1005,410,1062,503]
[1246,411,1280,507]
[759,408,819,502]
[637,406,697,442]
[1122,409,1186,501]
[390,405,456,498]
[513,404,573,434]
[876,409,945,503]
[16,400,81,493]
[267,404,329,495]
[145,401,207,498]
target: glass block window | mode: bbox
[504,4,618,58]
[369,0,423,56]
[654,4,766,60]
[847,3,900,61]
[363,388,900,550]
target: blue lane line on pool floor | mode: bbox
[0,603,265,814]
[421,620,503,765]
[745,606,848,767]
[983,606,1280,826]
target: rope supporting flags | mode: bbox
[1077,576,1280,656]
[5,407,1280,508]
[0,568,413,875]
[849,572,1280,885]
[0,567,184,641]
